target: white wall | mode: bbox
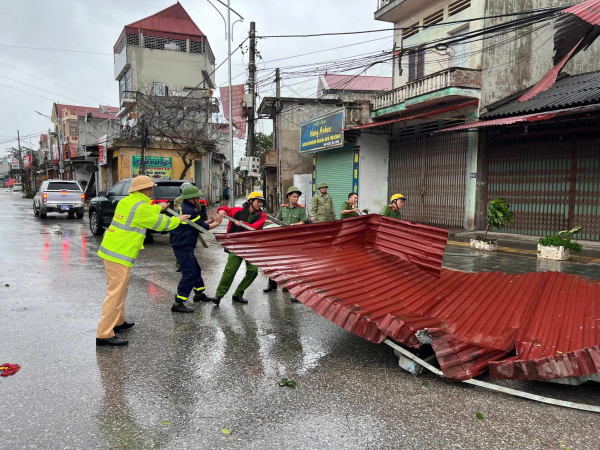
[393,0,486,89]
[358,133,389,215]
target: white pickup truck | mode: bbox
[33,180,85,219]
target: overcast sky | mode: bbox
[0,0,393,160]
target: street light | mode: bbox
[205,0,242,207]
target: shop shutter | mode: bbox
[486,134,600,241]
[389,132,468,228]
[315,145,355,219]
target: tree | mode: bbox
[253,132,273,159]
[134,81,227,180]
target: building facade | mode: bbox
[366,0,600,234]
[109,2,226,201]
[259,94,383,216]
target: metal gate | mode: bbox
[486,134,600,241]
[389,132,468,228]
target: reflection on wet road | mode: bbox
[2,190,600,450]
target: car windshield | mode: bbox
[47,182,81,191]
[153,183,184,199]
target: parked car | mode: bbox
[12,183,23,193]
[88,178,207,236]
[33,180,85,219]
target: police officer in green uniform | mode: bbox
[381,193,405,220]
[310,182,336,222]
[263,186,309,300]
[341,193,360,219]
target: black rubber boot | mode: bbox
[171,302,194,313]
[193,292,210,302]
[206,296,221,306]
[263,285,277,293]
[291,297,299,303]
[96,336,129,346]
[232,296,249,304]
[114,321,135,332]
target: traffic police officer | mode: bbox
[381,193,405,220]
[169,186,224,313]
[310,182,336,222]
[263,186,309,299]
[96,175,190,346]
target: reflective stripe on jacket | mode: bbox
[98,191,181,267]
[170,200,209,248]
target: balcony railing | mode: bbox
[373,67,481,110]
[377,0,395,9]
[260,150,277,170]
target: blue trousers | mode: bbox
[172,246,205,302]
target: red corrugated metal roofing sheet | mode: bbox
[439,104,600,132]
[323,74,392,92]
[563,0,600,26]
[216,215,600,382]
[519,38,584,102]
[126,3,206,37]
[55,104,118,120]
[345,100,479,131]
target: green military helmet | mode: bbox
[317,182,328,189]
[180,185,203,200]
[286,186,302,197]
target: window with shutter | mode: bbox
[408,51,417,82]
[417,48,425,79]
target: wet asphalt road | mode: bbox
[2,189,600,450]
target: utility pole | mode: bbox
[227,0,235,207]
[57,117,64,180]
[46,129,50,179]
[17,130,22,185]
[275,68,282,207]
[247,22,256,158]
[140,117,147,176]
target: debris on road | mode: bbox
[217,215,600,384]
[0,363,20,377]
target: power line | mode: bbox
[0,62,110,105]
[0,44,112,55]
[0,74,96,106]
[257,6,564,38]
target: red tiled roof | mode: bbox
[216,215,600,382]
[126,2,206,38]
[54,104,119,120]
[322,74,392,92]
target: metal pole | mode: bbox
[46,129,50,179]
[275,68,281,207]
[227,0,235,208]
[17,130,22,185]
[247,22,256,158]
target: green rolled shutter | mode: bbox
[315,145,355,218]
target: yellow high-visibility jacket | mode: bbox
[98,191,180,267]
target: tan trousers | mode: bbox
[96,259,132,339]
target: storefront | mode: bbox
[313,144,359,215]
[389,131,470,228]
[484,131,600,241]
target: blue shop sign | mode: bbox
[299,109,344,154]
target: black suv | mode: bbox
[88,178,205,236]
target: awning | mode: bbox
[344,100,479,131]
[438,104,600,132]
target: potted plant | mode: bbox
[537,226,582,261]
[471,198,515,252]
